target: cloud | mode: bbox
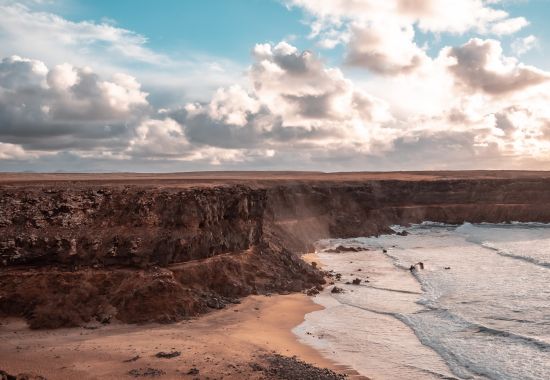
[179,42,396,153]
[285,0,528,76]
[0,2,247,108]
[0,141,34,159]
[346,21,428,75]
[0,55,149,151]
[286,0,527,35]
[1,2,550,171]
[511,35,538,56]
[445,38,549,95]
[0,3,168,66]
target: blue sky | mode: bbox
[58,0,312,63]
[0,0,549,172]
[50,0,549,69]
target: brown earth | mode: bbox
[2,171,550,330]
[0,294,364,380]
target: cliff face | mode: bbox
[266,179,550,251]
[0,186,265,267]
[0,184,323,328]
[2,174,550,328]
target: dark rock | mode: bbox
[128,368,165,377]
[155,351,180,359]
[396,230,409,236]
[260,354,347,380]
[123,355,141,363]
[306,287,319,296]
[1,371,47,380]
[351,278,361,285]
[324,245,360,253]
[249,362,264,372]
[206,298,226,310]
[187,368,199,375]
[331,286,344,294]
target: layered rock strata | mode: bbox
[2,173,550,328]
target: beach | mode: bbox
[1,294,363,379]
[295,223,550,380]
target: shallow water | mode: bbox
[294,223,550,380]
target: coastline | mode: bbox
[1,293,363,379]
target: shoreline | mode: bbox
[1,293,364,379]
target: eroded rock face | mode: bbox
[0,186,265,267]
[2,177,550,328]
[266,179,550,251]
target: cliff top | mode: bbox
[1,170,550,188]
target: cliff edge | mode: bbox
[2,171,550,328]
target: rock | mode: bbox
[382,249,387,253]
[331,286,344,294]
[155,350,180,359]
[206,298,226,310]
[187,368,199,375]
[306,287,319,296]
[324,245,360,253]
[351,278,361,285]
[128,368,165,377]
[396,230,409,236]
[260,354,347,379]
[123,355,141,363]
[0,371,47,380]
[445,266,451,270]
[96,314,112,324]
[249,362,264,372]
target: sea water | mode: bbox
[294,223,550,380]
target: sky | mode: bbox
[1,0,550,172]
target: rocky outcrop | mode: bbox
[0,186,264,267]
[2,174,550,328]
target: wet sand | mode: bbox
[0,294,362,379]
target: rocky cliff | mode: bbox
[2,172,550,328]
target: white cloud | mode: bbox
[444,38,549,95]
[0,141,34,159]
[0,2,247,108]
[346,20,428,75]
[511,35,538,56]
[2,1,550,170]
[490,16,529,35]
[181,42,396,153]
[0,55,149,151]
[285,0,529,76]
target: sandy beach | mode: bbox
[1,293,363,379]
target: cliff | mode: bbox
[2,172,550,328]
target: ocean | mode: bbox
[294,223,550,380]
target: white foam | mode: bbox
[295,224,550,380]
